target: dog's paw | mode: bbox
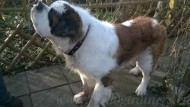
[73,92,88,104]
[135,85,147,96]
[129,67,140,75]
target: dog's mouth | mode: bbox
[31,0,47,12]
[30,1,47,19]
[30,0,52,38]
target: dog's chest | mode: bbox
[63,51,118,78]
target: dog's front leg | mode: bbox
[87,81,112,107]
[73,74,95,104]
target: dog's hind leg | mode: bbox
[135,34,167,96]
[129,61,141,75]
[73,74,95,104]
[135,47,153,96]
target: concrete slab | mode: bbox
[70,80,119,106]
[70,82,90,107]
[31,85,78,107]
[19,95,32,107]
[158,56,170,71]
[113,70,141,97]
[3,72,29,96]
[107,95,162,107]
[70,82,83,95]
[59,65,80,82]
[150,70,166,85]
[3,64,166,107]
[26,65,67,92]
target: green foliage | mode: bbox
[0,0,61,75]
[93,9,115,22]
[3,0,22,7]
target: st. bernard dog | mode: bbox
[31,0,167,107]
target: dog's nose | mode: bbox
[36,1,44,11]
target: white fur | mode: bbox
[87,81,112,107]
[73,73,96,104]
[80,73,95,89]
[31,2,119,78]
[73,92,85,104]
[66,5,119,78]
[129,61,141,75]
[152,19,158,28]
[122,20,133,27]
[134,47,153,96]
[50,1,69,14]
[30,4,51,38]
[31,1,155,106]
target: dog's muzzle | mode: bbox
[34,1,45,11]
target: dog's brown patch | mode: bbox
[76,91,90,103]
[101,69,116,87]
[64,4,83,43]
[151,25,167,63]
[49,4,83,42]
[114,16,167,64]
[52,14,59,27]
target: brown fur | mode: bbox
[65,4,83,43]
[114,16,167,64]
[76,91,90,103]
[50,4,83,43]
[101,69,116,87]
[101,17,167,87]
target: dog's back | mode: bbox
[115,16,167,64]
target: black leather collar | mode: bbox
[65,25,91,56]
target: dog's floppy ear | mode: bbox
[48,4,82,38]
[48,8,60,28]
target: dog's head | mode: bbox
[30,0,82,39]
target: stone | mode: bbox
[70,82,83,95]
[31,85,78,107]
[59,64,80,83]
[3,72,29,96]
[19,95,32,107]
[26,65,67,92]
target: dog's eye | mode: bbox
[48,8,61,27]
